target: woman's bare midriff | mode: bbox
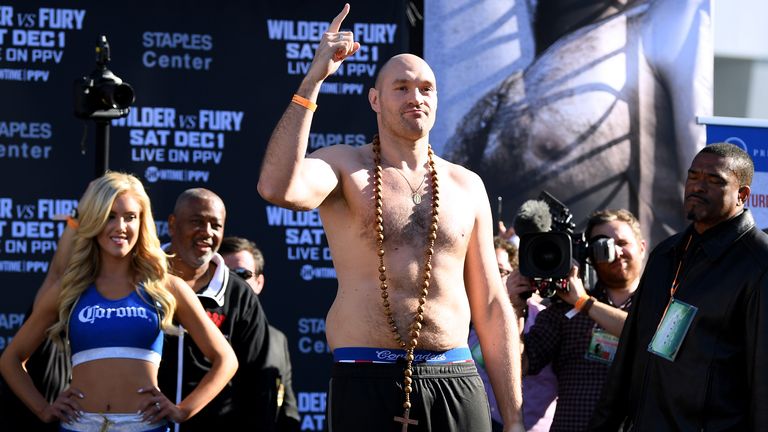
[70,359,159,413]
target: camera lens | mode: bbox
[530,237,565,272]
[519,231,572,279]
[96,83,134,110]
[112,83,135,109]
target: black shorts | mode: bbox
[329,361,491,432]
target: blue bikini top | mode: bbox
[68,284,164,367]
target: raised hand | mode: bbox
[307,3,361,83]
[506,270,534,310]
[497,220,517,241]
[557,265,587,306]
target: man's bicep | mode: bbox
[301,154,341,201]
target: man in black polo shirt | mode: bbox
[159,188,272,431]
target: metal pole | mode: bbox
[94,119,110,177]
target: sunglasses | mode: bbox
[233,267,255,280]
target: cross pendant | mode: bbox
[394,408,418,431]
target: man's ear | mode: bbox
[254,274,265,295]
[167,214,176,237]
[369,87,380,113]
[738,185,751,206]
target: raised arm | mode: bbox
[155,276,238,422]
[464,176,524,432]
[35,182,92,305]
[33,223,75,306]
[257,3,360,210]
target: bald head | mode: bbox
[369,53,438,139]
[169,188,227,274]
[375,54,436,90]
[174,188,225,216]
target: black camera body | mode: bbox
[518,192,615,297]
[73,36,134,120]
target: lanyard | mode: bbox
[669,234,693,298]
[648,233,699,361]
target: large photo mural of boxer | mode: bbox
[426,0,713,246]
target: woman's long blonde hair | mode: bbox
[48,172,177,346]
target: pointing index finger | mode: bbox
[328,3,350,33]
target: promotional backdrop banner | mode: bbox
[425,0,713,247]
[698,116,768,229]
[0,2,411,430]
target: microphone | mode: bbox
[513,200,552,236]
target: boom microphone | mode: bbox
[513,200,552,236]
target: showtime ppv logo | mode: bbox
[78,304,152,323]
[144,165,209,183]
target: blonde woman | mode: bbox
[0,172,238,431]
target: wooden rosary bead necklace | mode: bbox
[372,134,440,431]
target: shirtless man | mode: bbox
[257,4,522,432]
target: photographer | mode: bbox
[511,209,646,431]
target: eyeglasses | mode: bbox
[499,268,512,278]
[233,267,255,280]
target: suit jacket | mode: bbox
[264,325,300,432]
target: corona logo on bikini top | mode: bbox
[77,304,151,324]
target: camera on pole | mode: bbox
[73,35,135,177]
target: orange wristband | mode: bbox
[574,295,590,311]
[291,94,317,112]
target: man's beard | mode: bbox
[190,250,214,268]
[686,206,707,223]
[685,195,708,222]
[600,260,635,287]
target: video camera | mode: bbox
[516,191,615,297]
[73,35,135,120]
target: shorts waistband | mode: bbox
[60,412,168,432]
[332,360,479,379]
[333,345,473,364]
